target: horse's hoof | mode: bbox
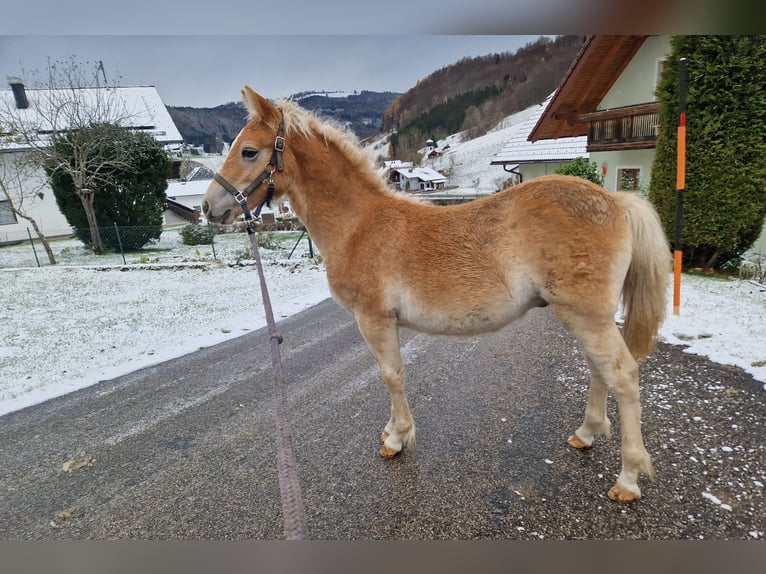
[607,484,640,503]
[380,445,400,458]
[567,434,589,449]
[381,431,390,443]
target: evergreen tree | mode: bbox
[649,36,766,270]
[48,126,170,251]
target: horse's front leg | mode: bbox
[355,313,415,457]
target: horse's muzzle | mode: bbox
[201,198,233,224]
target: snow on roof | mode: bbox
[394,166,447,182]
[490,93,588,165]
[376,159,414,178]
[166,178,211,198]
[0,85,183,151]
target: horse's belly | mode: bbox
[389,279,543,335]
[396,297,527,335]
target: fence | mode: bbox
[0,224,315,269]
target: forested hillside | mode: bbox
[166,102,247,154]
[166,35,584,157]
[167,90,399,153]
[384,35,584,160]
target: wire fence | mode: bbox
[0,223,315,269]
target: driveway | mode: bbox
[0,299,764,539]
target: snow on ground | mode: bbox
[425,104,538,194]
[1,227,764,418]
[0,231,331,416]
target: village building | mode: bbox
[391,166,448,193]
[0,80,184,243]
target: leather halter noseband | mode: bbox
[213,110,286,234]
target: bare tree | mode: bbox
[0,57,137,253]
[0,151,57,264]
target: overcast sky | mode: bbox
[0,0,728,108]
[0,35,552,108]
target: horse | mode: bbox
[202,86,671,503]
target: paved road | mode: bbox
[1,299,764,539]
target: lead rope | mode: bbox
[246,226,309,540]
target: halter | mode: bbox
[213,110,286,234]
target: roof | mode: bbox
[490,94,588,165]
[166,178,211,198]
[0,85,184,151]
[394,166,447,182]
[528,35,649,142]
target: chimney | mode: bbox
[7,77,29,109]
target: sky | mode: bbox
[0,35,551,108]
[0,0,735,109]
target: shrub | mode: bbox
[179,224,215,245]
[555,157,604,186]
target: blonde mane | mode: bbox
[274,98,391,192]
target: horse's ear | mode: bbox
[241,86,281,127]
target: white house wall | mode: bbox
[518,162,572,182]
[590,148,656,193]
[593,36,670,193]
[599,36,670,110]
[0,153,71,243]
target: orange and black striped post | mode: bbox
[673,57,688,316]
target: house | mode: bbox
[528,34,766,254]
[393,166,448,193]
[490,92,589,182]
[164,165,217,226]
[0,80,184,243]
[528,35,670,192]
[377,160,414,188]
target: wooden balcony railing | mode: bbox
[580,102,660,152]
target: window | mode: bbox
[616,167,641,191]
[0,200,17,225]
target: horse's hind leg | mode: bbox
[567,355,612,449]
[558,311,653,502]
[355,314,415,457]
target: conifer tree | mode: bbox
[48,127,170,251]
[649,35,766,270]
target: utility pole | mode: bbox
[673,57,688,316]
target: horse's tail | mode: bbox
[618,192,671,359]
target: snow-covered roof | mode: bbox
[394,166,447,182]
[166,178,211,198]
[490,93,588,165]
[0,85,183,151]
[376,160,413,177]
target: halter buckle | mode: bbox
[274,135,285,153]
[234,191,248,205]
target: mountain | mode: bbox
[166,102,247,154]
[166,90,399,153]
[383,35,584,160]
[291,90,400,141]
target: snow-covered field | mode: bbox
[2,111,765,417]
[0,230,331,416]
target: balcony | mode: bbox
[580,102,660,152]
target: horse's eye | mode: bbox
[241,148,258,160]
